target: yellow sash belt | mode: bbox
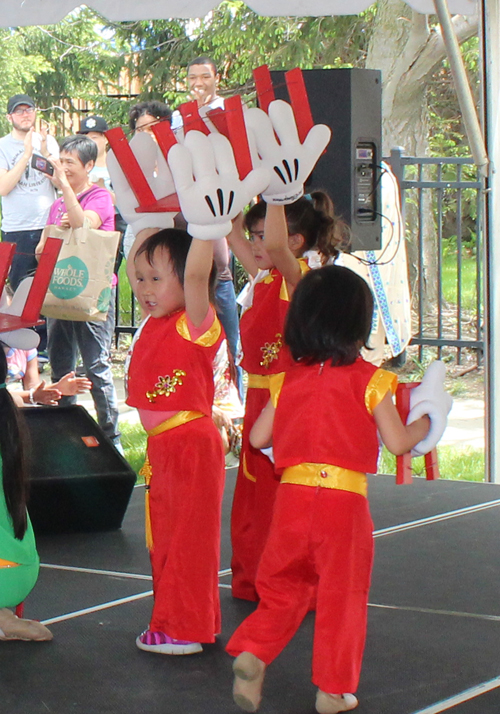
[140,410,204,550]
[281,463,367,497]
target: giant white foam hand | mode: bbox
[167,131,270,241]
[244,99,331,205]
[406,361,453,457]
[107,132,176,237]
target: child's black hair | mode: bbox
[0,348,29,540]
[284,265,374,366]
[244,191,350,263]
[135,228,218,302]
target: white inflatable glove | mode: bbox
[244,99,331,205]
[167,131,270,241]
[406,361,453,457]
[107,132,176,237]
[0,278,40,350]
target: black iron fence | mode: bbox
[386,148,483,364]
[114,148,484,365]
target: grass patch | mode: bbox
[441,253,479,311]
[378,444,485,482]
[120,420,147,479]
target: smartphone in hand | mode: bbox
[31,153,54,176]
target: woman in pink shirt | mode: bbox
[36,135,121,448]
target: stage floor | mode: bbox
[1,471,500,714]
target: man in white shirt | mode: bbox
[171,59,243,397]
[171,56,225,134]
[0,94,59,289]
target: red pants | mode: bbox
[230,386,280,601]
[227,485,374,693]
[147,417,225,643]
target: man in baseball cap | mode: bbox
[77,114,109,135]
[6,94,36,115]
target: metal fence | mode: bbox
[386,148,483,365]
[114,149,484,365]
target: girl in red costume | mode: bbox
[228,189,344,602]
[124,130,269,655]
[126,228,224,655]
[227,265,446,714]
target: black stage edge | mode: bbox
[1,472,500,714]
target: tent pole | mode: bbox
[482,0,499,483]
[434,0,488,174]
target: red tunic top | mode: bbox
[239,260,309,376]
[126,310,223,417]
[273,358,397,475]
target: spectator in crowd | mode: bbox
[0,93,59,357]
[128,100,172,137]
[0,94,59,290]
[35,135,121,449]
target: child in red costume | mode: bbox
[121,127,270,655]
[226,265,440,714]
[228,198,345,602]
[126,228,225,654]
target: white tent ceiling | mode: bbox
[0,0,478,26]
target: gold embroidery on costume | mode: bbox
[146,369,186,403]
[260,333,282,368]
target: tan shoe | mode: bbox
[0,608,53,641]
[232,651,266,712]
[316,691,358,714]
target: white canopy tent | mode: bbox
[1,0,497,479]
[0,0,479,23]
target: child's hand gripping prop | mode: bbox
[394,361,452,485]
[406,360,453,457]
[167,130,270,241]
[106,129,179,237]
[0,237,62,349]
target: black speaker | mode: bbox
[22,405,136,534]
[270,68,382,252]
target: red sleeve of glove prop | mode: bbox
[179,101,211,135]
[151,120,178,160]
[22,237,62,324]
[0,237,61,332]
[222,95,253,180]
[253,65,275,113]
[395,382,414,485]
[0,242,15,292]
[105,127,157,207]
[285,68,314,143]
